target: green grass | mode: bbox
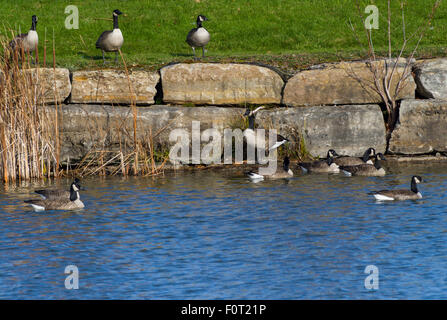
[1,0,446,71]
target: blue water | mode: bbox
[1,162,447,299]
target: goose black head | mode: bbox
[376,153,386,161]
[113,9,123,16]
[196,15,208,27]
[244,107,252,117]
[373,153,386,169]
[197,15,208,22]
[412,176,423,184]
[327,149,339,158]
[362,147,376,162]
[411,175,423,193]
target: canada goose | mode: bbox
[269,134,289,151]
[9,15,38,63]
[243,106,264,162]
[247,156,293,180]
[25,182,84,211]
[244,106,289,152]
[372,176,423,201]
[96,9,124,64]
[34,178,81,200]
[332,148,376,166]
[298,156,340,173]
[186,15,210,59]
[340,153,386,176]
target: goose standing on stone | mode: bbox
[332,148,376,166]
[9,15,38,63]
[340,153,386,176]
[186,15,210,59]
[96,9,124,64]
[25,180,85,211]
[372,176,423,201]
[247,156,293,181]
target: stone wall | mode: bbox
[54,104,386,163]
[19,57,447,160]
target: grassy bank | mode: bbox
[0,0,446,71]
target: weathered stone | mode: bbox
[22,68,71,104]
[283,59,416,107]
[71,70,160,105]
[160,63,284,105]
[55,104,386,163]
[56,105,243,163]
[414,59,447,99]
[389,99,447,155]
[257,105,387,157]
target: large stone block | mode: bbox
[71,70,160,105]
[414,59,447,99]
[22,68,71,104]
[256,105,387,157]
[160,63,284,105]
[283,60,416,107]
[389,99,447,154]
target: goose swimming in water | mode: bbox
[373,176,423,201]
[298,155,340,173]
[247,156,293,181]
[340,153,386,176]
[332,148,376,166]
[25,181,84,211]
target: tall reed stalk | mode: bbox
[0,36,59,182]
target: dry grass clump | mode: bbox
[0,37,60,183]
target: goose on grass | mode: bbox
[9,15,38,63]
[186,15,210,59]
[96,9,124,64]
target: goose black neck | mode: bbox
[374,160,382,169]
[283,158,290,171]
[113,14,119,29]
[326,157,333,165]
[69,185,79,201]
[31,21,37,31]
[196,19,203,28]
[248,116,255,130]
[411,179,419,193]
